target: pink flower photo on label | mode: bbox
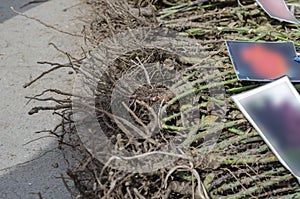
[256,0,300,24]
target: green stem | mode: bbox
[167,78,238,109]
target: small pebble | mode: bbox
[52,163,59,168]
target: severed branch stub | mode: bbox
[28,104,71,115]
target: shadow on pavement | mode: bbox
[0,140,73,199]
[0,0,50,23]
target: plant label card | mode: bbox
[226,40,300,82]
[256,0,300,24]
[232,76,300,183]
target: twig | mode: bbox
[103,151,191,170]
[223,168,257,199]
[22,135,56,146]
[84,102,156,143]
[99,151,191,179]
[48,42,78,60]
[101,173,128,199]
[126,187,134,199]
[60,173,76,198]
[30,89,74,97]
[11,7,83,37]
[131,57,152,86]
[29,192,43,199]
[25,96,71,105]
[121,102,150,135]
[164,164,210,199]
[23,64,72,88]
[28,104,72,115]
[158,98,165,129]
[34,122,70,136]
[133,188,147,199]
[136,100,158,133]
[106,108,154,142]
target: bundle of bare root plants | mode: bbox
[27,0,300,198]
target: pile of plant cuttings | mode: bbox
[28,0,300,198]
